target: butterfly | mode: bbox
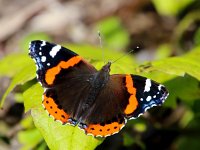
[29,40,169,137]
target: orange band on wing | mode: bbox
[45,56,81,85]
[85,122,124,137]
[124,75,138,115]
[43,95,70,124]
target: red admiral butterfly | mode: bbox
[29,40,169,137]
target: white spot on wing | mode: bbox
[41,56,46,62]
[50,45,61,58]
[151,104,157,107]
[39,52,42,55]
[158,84,163,91]
[47,63,50,66]
[41,41,46,47]
[144,106,150,112]
[146,96,152,101]
[144,79,151,92]
[153,95,156,98]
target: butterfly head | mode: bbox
[95,62,111,85]
[101,61,111,73]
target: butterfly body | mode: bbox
[29,40,169,137]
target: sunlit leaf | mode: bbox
[155,44,172,60]
[23,83,42,112]
[152,0,193,16]
[0,53,32,77]
[146,46,200,81]
[20,32,51,52]
[164,75,200,107]
[0,62,36,107]
[194,27,200,46]
[18,128,43,150]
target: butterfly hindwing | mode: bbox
[78,74,127,137]
[123,75,168,119]
[43,90,71,124]
[79,74,168,137]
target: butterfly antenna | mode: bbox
[111,46,139,64]
[98,31,106,64]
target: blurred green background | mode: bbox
[0,0,200,150]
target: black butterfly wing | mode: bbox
[29,40,169,137]
[80,74,168,137]
[29,40,97,87]
[125,75,169,119]
[29,40,97,124]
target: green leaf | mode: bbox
[20,116,34,129]
[192,100,200,116]
[194,27,200,46]
[152,0,193,16]
[123,132,145,149]
[0,53,32,77]
[164,75,200,107]
[144,46,200,81]
[20,32,51,52]
[177,137,200,150]
[23,83,43,112]
[179,109,194,128]
[36,142,47,150]
[123,133,135,147]
[0,62,36,107]
[18,128,43,150]
[23,83,103,150]
[155,44,172,60]
[174,11,200,44]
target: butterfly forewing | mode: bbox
[29,40,97,87]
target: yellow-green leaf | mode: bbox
[0,53,32,77]
[146,46,200,81]
[0,62,36,107]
